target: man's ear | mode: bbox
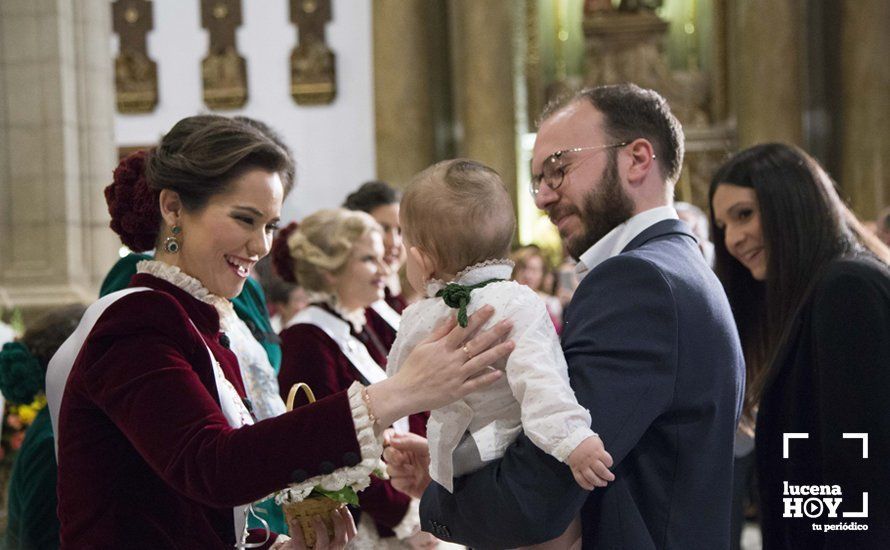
[624,138,658,187]
[409,246,436,280]
[158,189,183,227]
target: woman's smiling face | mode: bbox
[712,183,767,281]
[159,169,284,298]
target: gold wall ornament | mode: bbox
[290,0,336,105]
[112,0,159,113]
[582,4,733,210]
[201,0,248,110]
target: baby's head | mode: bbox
[401,159,516,292]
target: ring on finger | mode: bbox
[461,344,473,362]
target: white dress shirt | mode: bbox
[575,205,679,279]
[387,262,595,493]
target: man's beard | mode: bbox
[560,154,635,260]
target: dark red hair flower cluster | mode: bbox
[104,150,161,252]
[271,222,299,284]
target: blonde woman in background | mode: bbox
[272,209,439,550]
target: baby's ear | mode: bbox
[409,246,436,279]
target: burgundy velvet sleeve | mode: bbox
[79,293,362,508]
[278,324,356,405]
[408,411,429,438]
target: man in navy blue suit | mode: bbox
[387,84,745,549]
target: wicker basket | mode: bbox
[281,383,346,548]
[282,495,345,548]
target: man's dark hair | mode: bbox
[542,83,685,185]
[343,181,401,213]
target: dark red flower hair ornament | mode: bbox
[271,221,300,284]
[104,149,161,252]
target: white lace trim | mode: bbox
[305,291,367,333]
[268,535,292,550]
[275,382,385,504]
[425,259,515,298]
[391,498,422,540]
[136,260,233,317]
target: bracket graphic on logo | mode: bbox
[783,432,869,518]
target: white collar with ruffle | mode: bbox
[136,260,235,320]
[424,259,514,298]
[304,291,367,333]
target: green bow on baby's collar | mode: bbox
[435,278,504,327]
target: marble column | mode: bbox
[731,0,804,147]
[0,0,118,313]
[448,0,518,205]
[838,0,890,218]
[373,0,444,188]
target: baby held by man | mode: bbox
[386,159,615,549]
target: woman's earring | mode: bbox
[164,225,181,254]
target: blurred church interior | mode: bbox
[1,0,887,320]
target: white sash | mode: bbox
[46,287,151,450]
[46,288,258,545]
[286,306,410,434]
[369,300,401,332]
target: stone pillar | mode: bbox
[838,0,890,218]
[373,0,445,188]
[0,0,118,312]
[732,0,804,147]
[448,0,518,205]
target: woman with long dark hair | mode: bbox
[709,143,890,548]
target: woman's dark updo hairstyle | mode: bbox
[105,115,295,251]
[0,304,86,404]
[342,181,400,213]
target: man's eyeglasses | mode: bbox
[530,142,627,196]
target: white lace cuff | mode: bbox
[275,382,386,504]
[269,534,292,549]
[392,498,422,540]
[551,427,598,463]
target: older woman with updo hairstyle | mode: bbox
[272,209,436,550]
[46,115,512,549]
[0,304,85,549]
[709,143,890,548]
[343,181,407,364]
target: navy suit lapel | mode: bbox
[621,218,697,254]
[561,219,697,337]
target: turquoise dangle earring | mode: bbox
[164,225,181,254]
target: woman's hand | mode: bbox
[283,507,356,550]
[367,306,514,425]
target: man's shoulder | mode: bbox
[577,250,671,296]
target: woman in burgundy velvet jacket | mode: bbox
[272,210,433,549]
[46,115,513,549]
